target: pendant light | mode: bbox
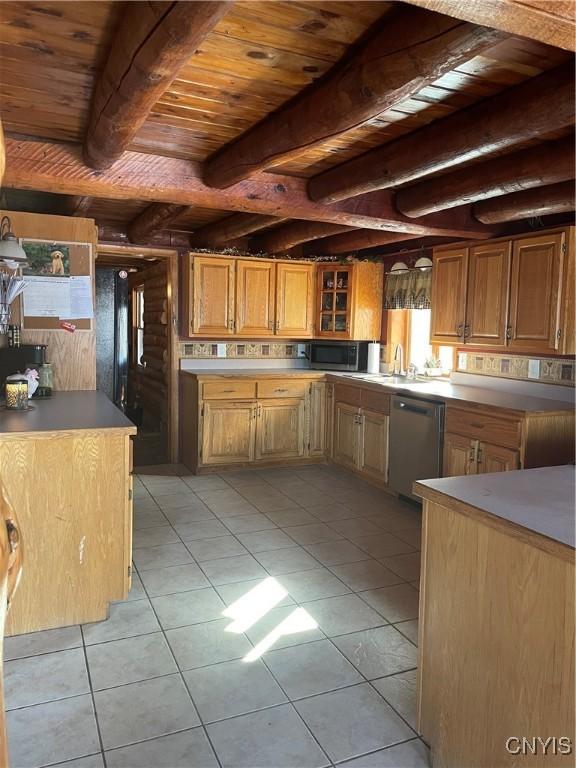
[0,216,28,268]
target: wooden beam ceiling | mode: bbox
[84,1,232,169]
[3,138,493,240]
[308,229,426,254]
[400,0,576,52]
[255,222,356,253]
[473,181,576,224]
[308,62,575,203]
[189,214,284,247]
[128,203,189,244]
[68,196,92,217]
[396,137,575,217]
[202,5,502,188]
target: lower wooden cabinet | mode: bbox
[255,399,305,460]
[309,381,328,457]
[202,401,257,465]
[443,432,476,477]
[478,442,519,474]
[333,401,389,484]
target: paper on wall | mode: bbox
[22,276,71,318]
[65,275,94,319]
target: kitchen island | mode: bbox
[414,466,575,768]
[0,391,135,635]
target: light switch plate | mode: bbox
[458,353,467,370]
[216,343,227,358]
[528,359,540,379]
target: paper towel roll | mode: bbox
[367,342,380,374]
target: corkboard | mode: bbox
[19,238,93,331]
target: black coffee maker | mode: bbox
[0,344,47,399]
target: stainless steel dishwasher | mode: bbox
[388,394,445,502]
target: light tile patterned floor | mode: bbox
[5,465,429,768]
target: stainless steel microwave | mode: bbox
[309,341,370,371]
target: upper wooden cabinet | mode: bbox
[466,241,511,346]
[184,254,315,338]
[508,232,565,353]
[430,227,574,354]
[430,247,468,344]
[316,262,383,340]
[276,263,314,337]
[235,259,276,336]
[187,255,235,336]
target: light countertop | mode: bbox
[0,391,136,436]
[415,465,575,549]
[181,368,574,414]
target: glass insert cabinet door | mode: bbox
[317,266,353,336]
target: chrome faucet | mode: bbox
[393,344,404,376]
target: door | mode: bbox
[201,401,257,465]
[478,443,519,474]
[443,433,476,477]
[317,266,353,338]
[466,242,511,346]
[308,381,326,457]
[333,402,360,469]
[508,232,564,352]
[256,398,306,460]
[236,259,276,336]
[192,256,235,335]
[430,247,468,344]
[359,409,389,483]
[276,263,314,337]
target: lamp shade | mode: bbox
[414,256,433,270]
[389,261,409,273]
[0,235,27,264]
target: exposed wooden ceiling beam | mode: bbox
[308,62,575,204]
[399,0,576,52]
[256,222,356,253]
[68,196,92,217]
[473,181,576,224]
[84,1,232,169]
[309,230,426,255]
[98,224,191,249]
[190,213,284,247]
[396,137,575,218]
[3,138,493,240]
[202,6,502,188]
[128,203,189,244]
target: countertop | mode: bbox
[181,368,574,414]
[0,391,136,436]
[415,464,575,549]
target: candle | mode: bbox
[5,375,28,410]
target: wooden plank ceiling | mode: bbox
[0,0,574,256]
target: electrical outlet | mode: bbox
[216,344,227,358]
[297,343,308,358]
[458,353,467,370]
[528,359,540,379]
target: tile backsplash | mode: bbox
[457,351,575,387]
[180,341,302,359]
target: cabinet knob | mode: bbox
[505,325,512,340]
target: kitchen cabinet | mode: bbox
[184,253,314,338]
[430,227,573,353]
[276,263,314,337]
[430,247,468,344]
[334,402,360,469]
[316,262,383,340]
[201,401,257,465]
[443,403,567,478]
[235,259,276,336]
[359,408,389,484]
[465,241,511,346]
[187,255,235,336]
[255,399,306,460]
[180,373,328,471]
[508,232,565,353]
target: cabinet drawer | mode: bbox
[445,407,522,449]
[203,381,257,400]
[334,384,362,407]
[257,380,308,399]
[361,389,390,415]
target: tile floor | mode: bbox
[5,464,429,768]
